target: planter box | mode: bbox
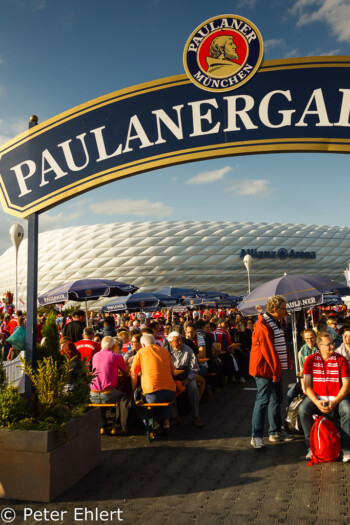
[0,408,101,502]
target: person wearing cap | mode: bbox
[168,331,204,428]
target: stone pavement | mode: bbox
[2,371,350,525]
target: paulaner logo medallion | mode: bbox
[183,14,264,92]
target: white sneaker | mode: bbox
[306,448,312,461]
[251,437,265,449]
[342,450,350,463]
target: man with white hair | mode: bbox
[168,331,204,428]
[90,335,127,435]
[130,333,176,434]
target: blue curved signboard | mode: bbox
[0,56,349,218]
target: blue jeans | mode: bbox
[252,376,283,438]
[299,396,350,449]
[145,389,176,421]
[90,388,123,427]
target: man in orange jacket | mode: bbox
[249,295,294,449]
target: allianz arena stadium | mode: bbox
[0,220,349,307]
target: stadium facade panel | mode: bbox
[0,221,349,305]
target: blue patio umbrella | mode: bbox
[215,296,241,308]
[321,294,344,306]
[181,295,240,311]
[237,274,350,316]
[102,292,178,312]
[154,287,203,298]
[38,278,138,305]
[181,297,217,308]
[237,274,350,374]
[196,291,229,299]
[155,287,229,299]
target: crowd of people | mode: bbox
[2,296,350,461]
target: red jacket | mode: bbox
[249,314,290,382]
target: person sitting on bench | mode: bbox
[90,335,127,435]
[299,331,350,462]
[130,333,176,435]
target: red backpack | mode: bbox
[308,415,341,466]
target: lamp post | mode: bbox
[243,254,253,294]
[9,224,24,312]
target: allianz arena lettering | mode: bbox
[240,248,316,260]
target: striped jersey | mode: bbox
[304,352,350,400]
[213,328,232,352]
[263,313,288,370]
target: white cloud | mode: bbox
[227,179,271,196]
[237,0,257,7]
[32,0,47,11]
[264,38,285,52]
[39,210,82,231]
[0,118,28,146]
[0,134,12,145]
[89,199,173,218]
[284,48,300,58]
[307,48,341,56]
[290,0,350,43]
[186,166,232,185]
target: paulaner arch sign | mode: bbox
[0,15,349,218]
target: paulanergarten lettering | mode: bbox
[10,87,350,199]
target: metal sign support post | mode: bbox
[24,114,40,396]
[24,212,38,396]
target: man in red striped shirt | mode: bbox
[299,332,350,462]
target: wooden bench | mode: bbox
[138,402,174,443]
[88,401,174,443]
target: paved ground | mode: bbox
[2,371,350,525]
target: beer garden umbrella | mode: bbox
[38,278,139,324]
[154,287,206,298]
[237,274,350,374]
[102,292,178,313]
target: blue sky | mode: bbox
[0,0,349,253]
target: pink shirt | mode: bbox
[90,348,126,391]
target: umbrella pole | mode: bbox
[303,309,307,330]
[85,299,88,327]
[291,311,299,377]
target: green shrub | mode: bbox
[0,386,29,427]
[21,356,71,422]
[39,312,60,361]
